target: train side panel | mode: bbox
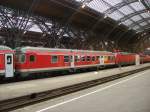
[15,47,116,76]
[115,53,136,66]
[0,54,5,76]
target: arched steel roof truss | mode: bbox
[83,0,150,32]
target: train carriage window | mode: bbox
[75,56,80,62]
[81,56,86,61]
[30,55,35,62]
[75,56,78,62]
[70,56,73,62]
[112,56,115,61]
[108,56,111,60]
[92,56,95,61]
[7,56,12,64]
[51,56,58,63]
[104,56,108,61]
[18,54,25,63]
[111,56,115,61]
[86,56,91,61]
[96,56,99,60]
[64,56,70,62]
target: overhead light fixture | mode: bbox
[81,4,86,8]
[23,31,27,34]
[104,15,108,18]
[118,22,122,25]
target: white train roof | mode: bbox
[0,45,12,50]
[16,46,113,54]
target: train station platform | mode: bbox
[13,69,150,112]
[0,63,150,101]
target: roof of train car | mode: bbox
[116,52,136,55]
[0,46,12,50]
[15,46,113,54]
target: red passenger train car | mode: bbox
[140,54,150,63]
[0,45,149,79]
[15,47,116,77]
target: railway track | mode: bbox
[0,66,150,112]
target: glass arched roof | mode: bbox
[76,0,150,33]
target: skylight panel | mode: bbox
[132,25,140,30]
[122,20,133,26]
[130,2,145,11]
[131,15,142,21]
[108,11,123,20]
[104,0,122,6]
[119,5,134,15]
[87,0,110,13]
[29,25,42,33]
[141,12,150,18]
[140,22,147,26]
[75,0,82,2]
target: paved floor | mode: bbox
[12,69,150,112]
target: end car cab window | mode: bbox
[30,55,35,62]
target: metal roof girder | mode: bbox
[129,17,150,28]
[136,23,150,31]
[119,9,147,22]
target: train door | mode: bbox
[135,55,140,65]
[99,56,104,65]
[5,53,14,77]
[71,55,75,68]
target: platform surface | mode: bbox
[13,69,150,112]
[0,63,150,101]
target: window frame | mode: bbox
[81,56,86,62]
[51,55,58,63]
[92,56,95,61]
[75,55,80,62]
[64,55,70,63]
[96,56,99,60]
[17,53,26,63]
[86,56,91,62]
[29,55,36,63]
